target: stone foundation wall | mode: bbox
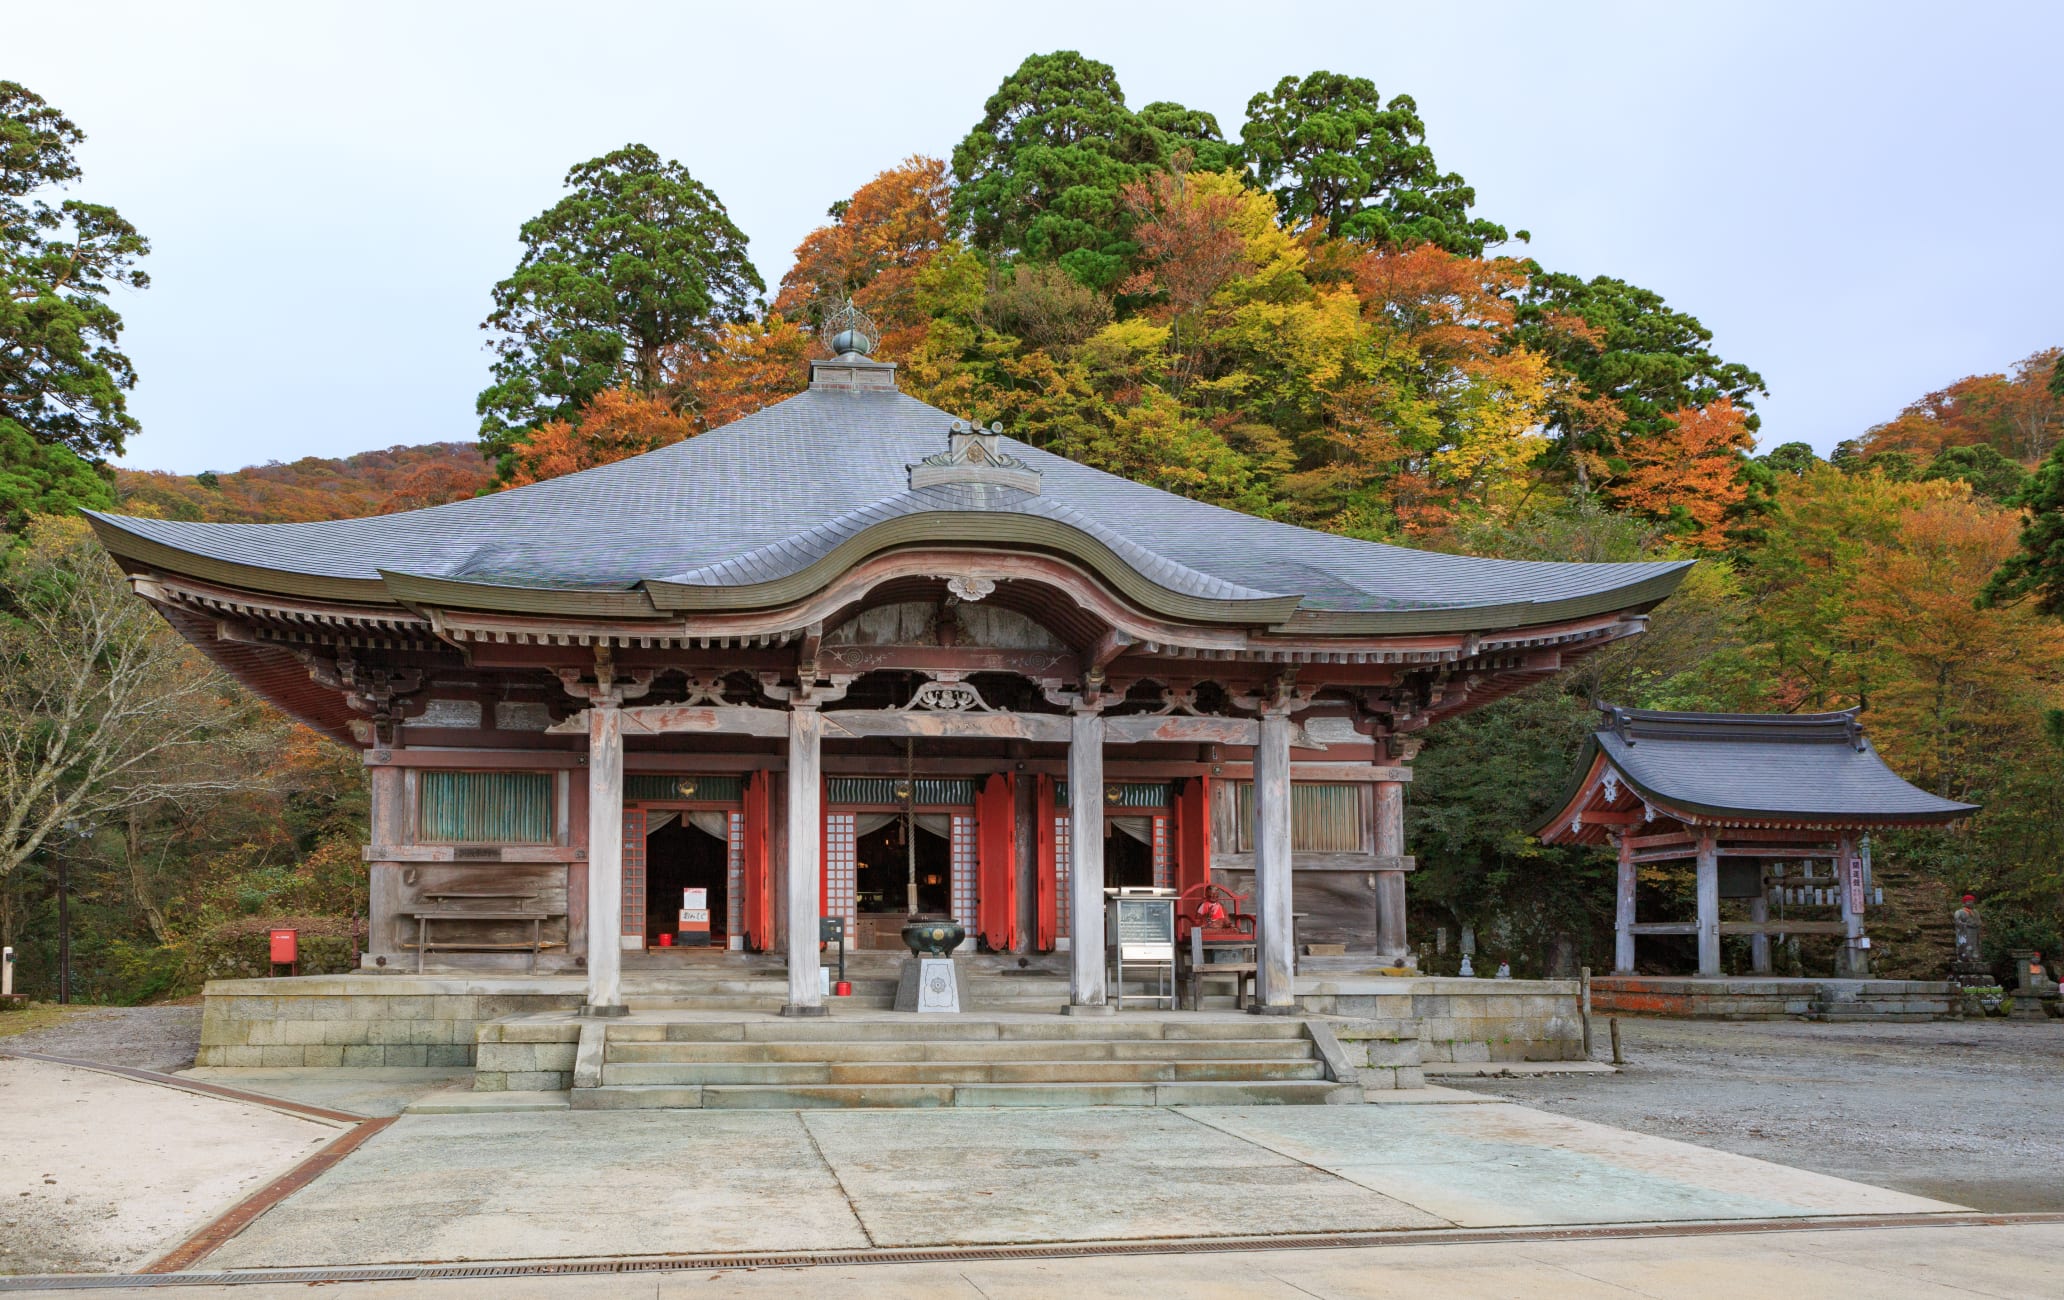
[1296,977,1585,1062]
[1590,976,1957,1021]
[196,974,586,1068]
[473,1018,581,1090]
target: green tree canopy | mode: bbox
[1136,101,1240,174]
[476,144,763,463]
[1980,436,2064,616]
[1758,441,1820,478]
[1238,71,1509,255]
[1922,442,2030,502]
[1512,271,1765,482]
[1,81,150,462]
[950,51,1165,288]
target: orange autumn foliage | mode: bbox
[774,156,953,355]
[1841,492,2064,796]
[1857,348,2063,464]
[1611,398,1755,548]
[499,387,697,488]
[672,315,813,431]
[377,458,491,513]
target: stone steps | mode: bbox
[575,1015,1341,1109]
[610,1017,1311,1042]
[600,1058,1327,1086]
[571,1079,1354,1110]
[605,1036,1312,1063]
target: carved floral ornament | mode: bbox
[944,574,996,602]
[904,677,991,712]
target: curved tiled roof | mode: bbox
[89,382,1689,633]
[1547,707,1979,828]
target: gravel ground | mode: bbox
[0,1004,202,1073]
[1451,1016,2064,1213]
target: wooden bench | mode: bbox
[402,891,555,973]
[1184,929,1259,1010]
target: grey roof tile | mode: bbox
[90,384,1688,616]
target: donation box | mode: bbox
[678,887,711,947]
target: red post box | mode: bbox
[269,928,297,969]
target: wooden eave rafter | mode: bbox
[131,572,439,652]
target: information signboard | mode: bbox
[1106,890,1177,1010]
[1114,897,1175,960]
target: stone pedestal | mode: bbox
[895,956,967,1013]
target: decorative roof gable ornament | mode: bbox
[909,418,1042,495]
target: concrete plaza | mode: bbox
[2,1052,1976,1283]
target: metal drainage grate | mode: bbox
[1,1212,2056,1291]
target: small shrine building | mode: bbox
[90,341,1688,1018]
[1537,705,1978,979]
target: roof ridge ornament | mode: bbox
[822,298,880,359]
[808,298,898,391]
[908,417,1042,495]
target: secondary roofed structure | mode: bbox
[1537,704,1978,979]
[89,334,1690,1018]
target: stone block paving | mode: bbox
[202,1098,1960,1269]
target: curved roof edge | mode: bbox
[92,505,1694,637]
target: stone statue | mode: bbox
[1950,894,1990,989]
[1953,895,1983,966]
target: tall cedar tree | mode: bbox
[1240,71,1509,255]
[1979,368,2064,616]
[950,51,1166,289]
[0,81,145,533]
[476,145,762,471]
[1512,272,1764,490]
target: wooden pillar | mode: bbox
[1614,833,1636,975]
[1372,780,1407,960]
[1837,834,1869,976]
[1067,708,1107,1010]
[1749,861,1773,974]
[1694,827,1720,977]
[1253,710,1296,1011]
[783,705,826,1015]
[584,701,627,1016]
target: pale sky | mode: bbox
[10,1,2061,474]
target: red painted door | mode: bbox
[743,771,770,951]
[976,773,1018,951]
[1175,776,1211,896]
[1035,775,1057,950]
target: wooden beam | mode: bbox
[1628,922,1697,936]
[1624,832,1695,850]
[1719,920,1849,937]
[818,643,1078,679]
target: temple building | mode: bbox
[1538,705,1978,981]
[90,331,1688,1019]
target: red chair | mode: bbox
[1176,881,1256,944]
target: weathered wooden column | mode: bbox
[583,700,627,1016]
[1252,709,1297,1012]
[1694,827,1721,977]
[1372,779,1408,960]
[1837,834,1869,977]
[1613,833,1637,974]
[1066,705,1109,1012]
[784,703,826,1015]
[1748,862,1773,974]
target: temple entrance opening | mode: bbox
[1106,817,1155,890]
[854,816,950,947]
[644,814,729,948]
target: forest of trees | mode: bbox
[3,57,2061,1000]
